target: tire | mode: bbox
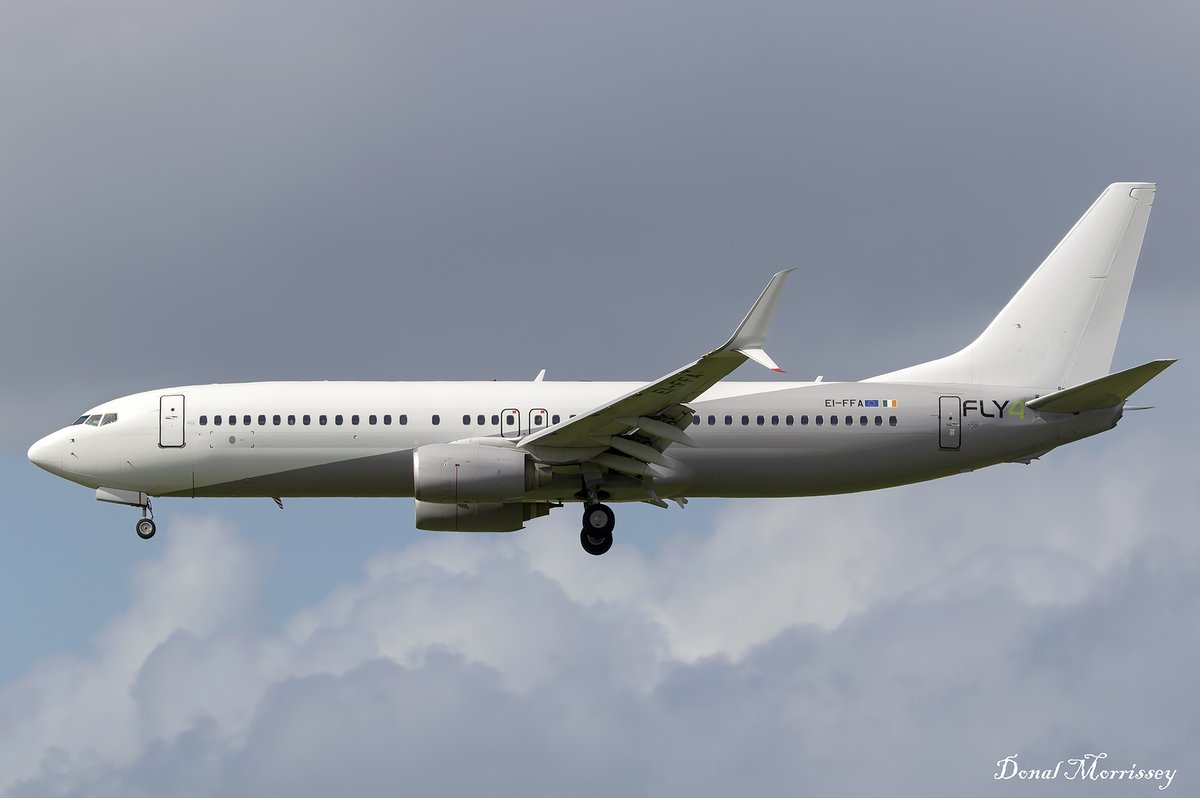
[580,528,613,556]
[582,503,615,534]
[136,518,157,540]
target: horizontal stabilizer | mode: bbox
[1027,359,1175,413]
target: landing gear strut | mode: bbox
[135,500,156,540]
[580,503,615,556]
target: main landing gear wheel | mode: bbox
[580,528,613,556]
[135,518,157,540]
[580,503,615,556]
[583,504,615,534]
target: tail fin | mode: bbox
[869,182,1156,389]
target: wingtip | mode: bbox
[721,270,794,355]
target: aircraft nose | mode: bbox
[27,434,64,475]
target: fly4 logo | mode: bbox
[962,399,1028,420]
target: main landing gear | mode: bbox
[580,503,615,556]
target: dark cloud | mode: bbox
[2,0,1197,443]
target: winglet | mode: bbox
[738,347,785,372]
[714,269,793,371]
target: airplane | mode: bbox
[28,182,1174,555]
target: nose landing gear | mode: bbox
[136,517,157,539]
[135,500,156,540]
[580,503,614,556]
[94,487,158,540]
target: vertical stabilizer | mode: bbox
[868,183,1156,389]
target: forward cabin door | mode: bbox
[939,395,961,450]
[159,394,186,448]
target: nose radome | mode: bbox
[27,434,63,475]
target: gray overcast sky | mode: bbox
[1,1,1197,795]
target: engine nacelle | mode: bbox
[414,500,552,532]
[413,443,547,504]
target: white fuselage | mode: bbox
[27,378,1119,503]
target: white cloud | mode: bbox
[0,429,1194,797]
[0,516,261,793]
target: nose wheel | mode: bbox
[135,499,156,540]
[136,517,157,539]
[580,503,615,556]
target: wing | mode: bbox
[519,270,794,475]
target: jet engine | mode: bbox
[412,443,549,504]
[414,500,552,532]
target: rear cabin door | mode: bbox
[160,394,185,448]
[939,395,961,450]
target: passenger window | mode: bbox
[400,415,408,425]
[725,415,732,425]
[214,415,223,426]
[491,415,500,425]
[288,415,296,425]
[228,415,237,427]
[552,415,560,425]
[845,416,853,426]
[479,415,487,425]
[534,415,543,426]
[506,414,515,425]
[860,416,868,426]
[273,415,281,426]
[786,415,795,426]
[889,416,897,426]
[199,415,208,426]
[741,415,749,426]
[875,416,882,426]
[257,414,265,425]
[830,416,838,426]
[319,415,327,426]
[771,415,779,426]
[800,415,808,425]
[243,415,252,426]
[384,415,392,425]
[432,415,440,425]
[692,415,700,425]
[815,415,824,426]
[707,415,715,425]
[303,415,311,425]
[369,415,377,425]
[463,415,471,425]
[335,415,343,426]
[756,415,765,425]
[100,413,118,426]
[351,415,359,425]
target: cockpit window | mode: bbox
[73,415,89,425]
[85,414,102,426]
[100,413,118,426]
